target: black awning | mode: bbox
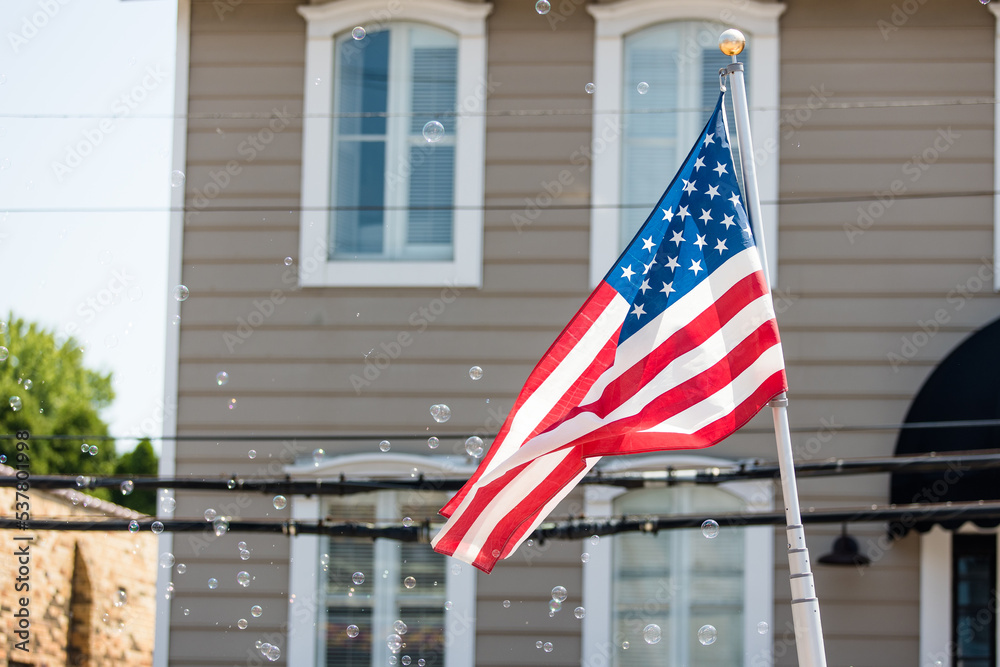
[889,315,1000,536]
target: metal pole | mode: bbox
[720,30,828,667]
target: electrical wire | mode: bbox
[3,499,998,540]
[4,451,999,495]
[4,418,1000,443]
[3,96,997,120]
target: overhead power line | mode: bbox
[3,451,998,495]
[2,499,997,541]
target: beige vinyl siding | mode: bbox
[772,1,997,665]
[174,0,998,665]
[175,0,596,665]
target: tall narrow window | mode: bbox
[620,22,748,248]
[953,534,996,667]
[322,491,449,667]
[612,486,746,667]
[331,24,457,261]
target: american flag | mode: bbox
[432,94,787,573]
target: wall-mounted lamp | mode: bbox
[818,523,871,567]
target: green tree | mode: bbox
[0,315,157,513]
[113,438,158,514]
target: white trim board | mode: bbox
[297,0,492,288]
[153,0,189,664]
[586,0,785,288]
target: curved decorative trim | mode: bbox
[298,0,493,38]
[587,0,785,37]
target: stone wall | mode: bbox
[0,468,157,666]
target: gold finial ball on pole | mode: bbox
[719,29,746,56]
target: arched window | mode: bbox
[298,0,492,287]
[285,453,477,667]
[582,455,774,666]
[586,0,785,287]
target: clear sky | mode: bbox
[0,0,177,452]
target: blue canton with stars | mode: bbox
[605,93,756,343]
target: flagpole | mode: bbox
[719,30,829,667]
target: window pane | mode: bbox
[337,30,389,136]
[407,144,454,248]
[333,140,386,256]
[953,534,996,667]
[620,22,748,248]
[410,45,457,135]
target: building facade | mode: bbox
[161,0,1000,665]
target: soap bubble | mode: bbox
[159,552,175,568]
[429,404,451,423]
[347,624,360,637]
[248,449,257,459]
[151,521,164,534]
[210,517,227,536]
[176,563,187,574]
[216,371,229,386]
[273,495,287,510]
[387,634,403,653]
[422,121,445,143]
[120,480,134,495]
[535,641,543,649]
[404,576,417,589]
[88,445,98,456]
[128,520,140,534]
[352,26,366,40]
[464,436,484,458]
[502,600,510,608]
[701,519,720,539]
[444,601,453,610]
[637,81,649,94]
[581,553,590,563]
[543,642,554,653]
[207,578,219,589]
[161,496,176,513]
[469,365,483,380]
[643,624,662,644]
[427,436,440,449]
[22,379,31,390]
[757,621,769,635]
[574,606,586,619]
[237,571,251,587]
[312,448,325,466]
[590,535,600,545]
[379,440,391,452]
[353,572,365,585]
[174,285,189,301]
[284,256,293,266]
[697,624,717,645]
[585,82,595,94]
[0,347,7,361]
[170,170,186,187]
[251,605,263,617]
[394,620,407,634]
[551,586,568,602]
[204,508,217,522]
[535,0,551,14]
[9,396,22,411]
[549,600,561,612]
[622,641,630,649]
[240,549,251,561]
[238,618,248,630]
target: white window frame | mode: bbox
[581,454,774,666]
[989,4,1000,291]
[586,0,785,288]
[297,0,492,287]
[286,453,477,667]
[919,525,1000,667]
